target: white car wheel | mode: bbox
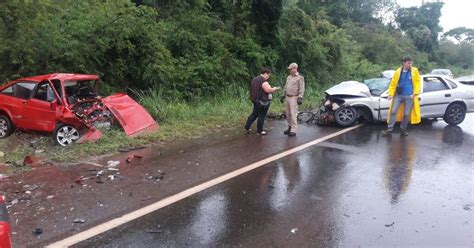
[54,125,80,146]
[0,115,14,138]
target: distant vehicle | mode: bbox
[318,75,474,127]
[430,69,454,78]
[455,75,474,85]
[381,70,395,79]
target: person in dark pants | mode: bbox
[244,68,280,135]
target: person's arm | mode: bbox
[412,68,421,97]
[262,81,280,93]
[298,76,305,98]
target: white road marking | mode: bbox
[47,124,362,247]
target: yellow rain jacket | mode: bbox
[387,67,422,124]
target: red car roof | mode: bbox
[17,73,99,82]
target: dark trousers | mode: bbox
[388,95,414,131]
[245,101,270,133]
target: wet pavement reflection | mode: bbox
[77,116,474,247]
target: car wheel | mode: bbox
[443,103,466,125]
[335,107,357,127]
[0,115,14,138]
[54,124,80,147]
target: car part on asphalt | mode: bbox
[118,146,146,153]
[126,154,143,163]
[296,111,315,123]
[32,228,43,235]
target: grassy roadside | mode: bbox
[0,84,327,167]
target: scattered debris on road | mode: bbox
[385,222,395,227]
[23,155,43,167]
[107,160,120,167]
[0,174,9,181]
[463,204,472,211]
[119,146,146,153]
[32,228,43,236]
[73,219,86,224]
[145,171,166,182]
[126,154,143,164]
[291,228,298,234]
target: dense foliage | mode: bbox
[0,0,472,100]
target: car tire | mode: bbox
[443,103,466,125]
[335,107,357,127]
[0,115,14,138]
[54,124,81,147]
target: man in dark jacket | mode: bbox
[244,68,280,135]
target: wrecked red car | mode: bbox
[0,73,158,146]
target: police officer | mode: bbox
[282,63,305,136]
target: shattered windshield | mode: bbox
[362,78,390,96]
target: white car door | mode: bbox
[378,92,391,121]
[420,76,453,118]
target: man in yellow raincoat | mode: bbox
[382,56,421,136]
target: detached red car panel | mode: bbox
[0,73,159,146]
[102,93,159,136]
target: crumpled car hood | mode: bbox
[325,80,371,97]
[102,93,159,136]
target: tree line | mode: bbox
[0,0,472,100]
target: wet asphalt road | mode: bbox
[76,117,474,247]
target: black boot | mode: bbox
[283,127,291,135]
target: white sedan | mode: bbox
[320,75,474,126]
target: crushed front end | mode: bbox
[315,94,346,125]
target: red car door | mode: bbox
[0,82,36,127]
[20,82,58,132]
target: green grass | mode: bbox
[0,84,327,167]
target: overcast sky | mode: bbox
[396,0,474,32]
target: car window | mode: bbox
[423,78,449,93]
[445,78,458,89]
[0,86,14,96]
[363,78,390,96]
[51,79,63,98]
[33,83,56,102]
[9,82,36,99]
